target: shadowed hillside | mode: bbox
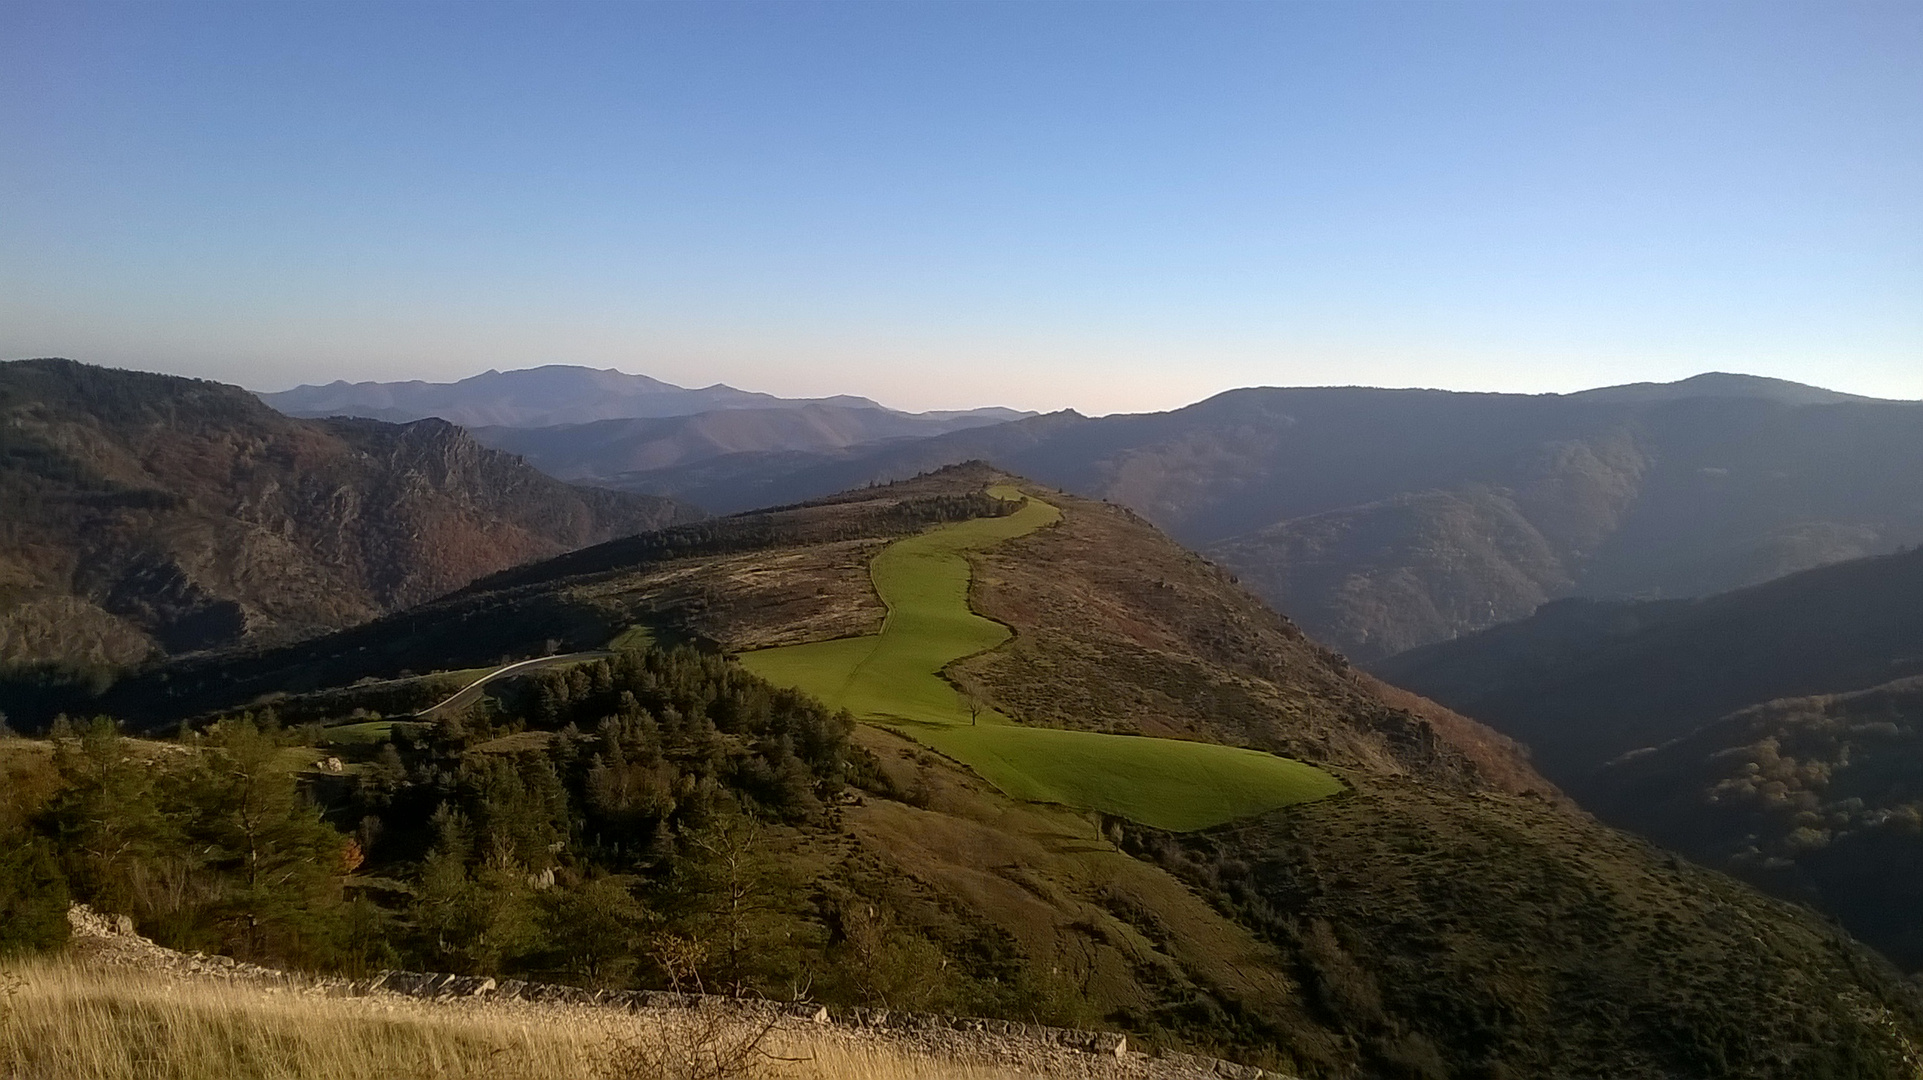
[0,359,699,669]
[1593,676,1923,971]
[1373,545,1923,786]
[1377,545,1923,971]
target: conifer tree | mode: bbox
[42,717,171,923]
[541,875,653,987]
[180,718,350,965]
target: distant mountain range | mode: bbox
[468,401,1038,482]
[0,359,699,668]
[544,371,1921,661]
[1377,544,1923,968]
[258,363,1031,430]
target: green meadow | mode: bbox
[318,720,416,745]
[739,486,1341,830]
[607,624,656,651]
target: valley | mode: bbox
[8,457,1920,1077]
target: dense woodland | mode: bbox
[0,647,1078,1022]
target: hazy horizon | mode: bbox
[232,358,1923,405]
[4,1,1918,413]
[14,354,1911,421]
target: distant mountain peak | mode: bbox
[1572,371,1879,406]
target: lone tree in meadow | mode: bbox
[964,691,989,725]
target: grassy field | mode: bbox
[0,957,1039,1080]
[607,624,656,651]
[318,720,414,745]
[740,487,1340,831]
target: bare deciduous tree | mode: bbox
[597,1007,783,1080]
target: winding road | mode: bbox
[411,651,613,719]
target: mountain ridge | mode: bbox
[468,401,1041,482]
[0,358,701,669]
[1567,370,1880,406]
[259,363,1035,429]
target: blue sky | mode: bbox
[2,1,1917,413]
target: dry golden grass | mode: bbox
[0,960,592,1080]
[0,958,1038,1080]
